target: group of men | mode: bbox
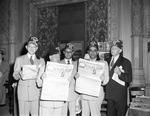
[13,36,132,116]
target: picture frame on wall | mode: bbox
[98,42,104,52]
[103,42,110,52]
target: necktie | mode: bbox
[30,56,34,65]
[110,58,114,69]
[67,60,70,65]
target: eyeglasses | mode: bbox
[28,46,37,49]
[64,51,72,54]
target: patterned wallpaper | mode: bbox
[86,0,108,42]
[37,6,58,59]
[0,0,10,44]
[35,0,108,59]
[0,0,10,62]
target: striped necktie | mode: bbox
[30,56,34,65]
[67,60,70,65]
[110,58,114,69]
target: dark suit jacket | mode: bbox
[105,55,132,101]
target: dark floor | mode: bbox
[0,94,107,116]
[0,98,13,116]
[0,99,106,116]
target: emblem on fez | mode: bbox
[67,43,73,50]
[31,37,38,42]
[90,41,97,46]
[112,39,120,46]
[56,47,60,53]
[30,37,38,45]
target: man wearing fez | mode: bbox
[0,49,9,106]
[77,41,109,116]
[60,43,79,116]
[105,39,132,116]
[13,36,45,116]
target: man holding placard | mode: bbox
[13,36,45,116]
[75,40,109,116]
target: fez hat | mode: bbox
[65,43,74,51]
[111,39,123,49]
[28,36,38,46]
[88,40,98,50]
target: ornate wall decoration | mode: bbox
[9,0,18,43]
[28,0,87,60]
[131,0,143,36]
[143,0,149,37]
[143,15,150,37]
[36,6,58,59]
[0,0,11,62]
[86,0,108,42]
[28,0,87,4]
[28,0,108,59]
[0,0,10,44]
[109,0,119,40]
[22,1,30,43]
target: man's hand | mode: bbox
[41,72,46,80]
[14,71,22,80]
[75,72,80,79]
[114,66,121,75]
[100,73,104,81]
[36,78,43,87]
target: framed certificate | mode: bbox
[103,42,110,52]
[98,42,104,52]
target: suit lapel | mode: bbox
[34,57,38,65]
[114,55,123,67]
[109,55,123,77]
[24,54,31,64]
[24,54,40,66]
[34,57,42,67]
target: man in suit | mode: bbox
[60,43,79,116]
[105,39,132,116]
[13,36,45,116]
[80,41,109,116]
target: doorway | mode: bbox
[58,2,85,43]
